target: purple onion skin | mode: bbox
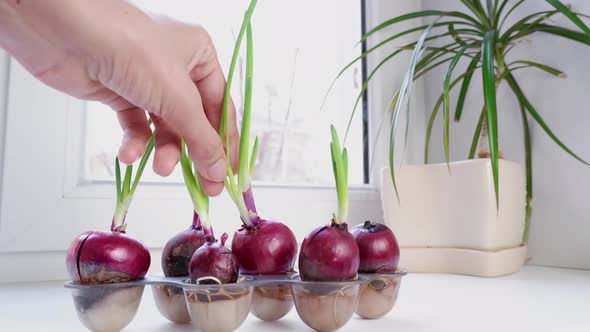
[351,221,400,274]
[161,226,206,277]
[66,230,151,284]
[298,222,360,282]
[189,235,239,284]
[232,219,297,275]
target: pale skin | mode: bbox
[0,0,239,196]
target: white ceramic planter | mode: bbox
[381,159,528,277]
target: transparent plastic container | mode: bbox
[356,273,403,319]
[184,281,252,332]
[65,270,406,332]
[67,283,144,332]
[251,284,293,321]
[292,279,361,332]
[243,274,295,321]
[152,285,191,324]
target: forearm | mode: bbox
[0,0,71,74]
[0,0,152,75]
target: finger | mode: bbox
[115,107,151,164]
[149,114,181,177]
[191,48,240,173]
[198,173,224,197]
[100,31,227,185]
[144,68,227,183]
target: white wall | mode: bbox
[421,0,590,269]
[365,0,426,187]
[0,51,8,210]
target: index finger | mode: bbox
[191,51,240,173]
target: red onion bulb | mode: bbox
[298,222,360,281]
[66,231,150,284]
[189,234,239,284]
[232,219,297,275]
[351,221,400,273]
[161,226,206,277]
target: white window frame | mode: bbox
[0,0,425,283]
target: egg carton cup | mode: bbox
[65,270,406,332]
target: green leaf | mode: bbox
[443,45,470,165]
[424,67,481,163]
[414,43,479,76]
[325,25,482,111]
[499,0,526,31]
[494,0,510,27]
[486,0,494,19]
[330,142,339,194]
[506,73,590,166]
[180,141,199,197]
[361,11,481,44]
[460,0,490,27]
[193,173,209,215]
[249,136,259,179]
[342,148,349,185]
[481,30,500,208]
[468,107,486,159]
[115,157,122,204]
[220,0,258,193]
[343,42,474,140]
[390,20,439,199]
[518,102,532,245]
[416,44,455,70]
[324,21,470,109]
[501,10,557,41]
[238,23,254,193]
[415,55,463,79]
[122,164,133,198]
[330,125,348,223]
[508,60,564,77]
[415,51,481,81]
[527,24,590,46]
[342,48,403,140]
[368,112,391,174]
[400,21,442,167]
[330,125,342,163]
[455,51,481,121]
[419,30,482,44]
[574,12,590,20]
[448,24,470,47]
[180,140,209,221]
[130,134,155,195]
[546,0,590,35]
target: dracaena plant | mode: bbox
[330,0,590,245]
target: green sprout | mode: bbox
[330,125,349,224]
[179,140,212,234]
[112,131,155,232]
[220,0,260,227]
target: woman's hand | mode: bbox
[0,0,238,196]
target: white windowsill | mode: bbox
[0,265,588,332]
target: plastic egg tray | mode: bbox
[65,270,406,332]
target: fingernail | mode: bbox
[207,159,227,182]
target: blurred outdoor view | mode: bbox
[84,0,365,186]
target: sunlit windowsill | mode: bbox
[0,265,588,331]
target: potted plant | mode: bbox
[335,0,590,276]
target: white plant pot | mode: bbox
[381,159,528,277]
